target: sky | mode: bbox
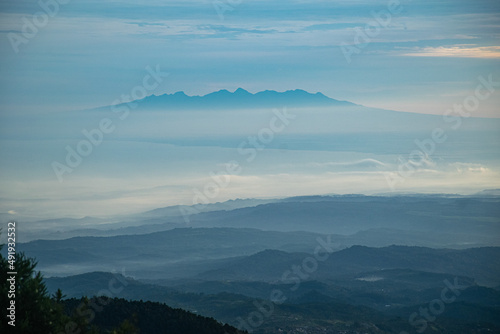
[0,0,499,115]
[0,0,499,219]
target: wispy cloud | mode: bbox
[400,45,500,58]
[309,159,388,171]
[450,162,490,174]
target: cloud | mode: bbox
[450,162,490,174]
[7,210,16,215]
[309,159,388,171]
[400,45,500,59]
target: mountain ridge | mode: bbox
[117,88,357,110]
[195,245,500,286]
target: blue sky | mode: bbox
[1,0,499,115]
[0,0,499,218]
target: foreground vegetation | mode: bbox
[3,232,500,333]
[0,243,244,334]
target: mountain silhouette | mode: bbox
[131,88,355,109]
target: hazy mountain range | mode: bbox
[8,191,500,333]
[2,0,499,332]
[2,89,500,333]
[111,88,356,110]
[42,245,500,333]
[13,193,500,278]
[2,88,500,219]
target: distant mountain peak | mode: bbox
[134,88,355,110]
[234,87,251,94]
[474,189,500,196]
[213,89,231,94]
[173,91,187,96]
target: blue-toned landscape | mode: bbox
[1,0,499,333]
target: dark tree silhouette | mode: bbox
[1,232,245,333]
[0,239,67,333]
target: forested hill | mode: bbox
[62,297,245,334]
[0,246,244,334]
